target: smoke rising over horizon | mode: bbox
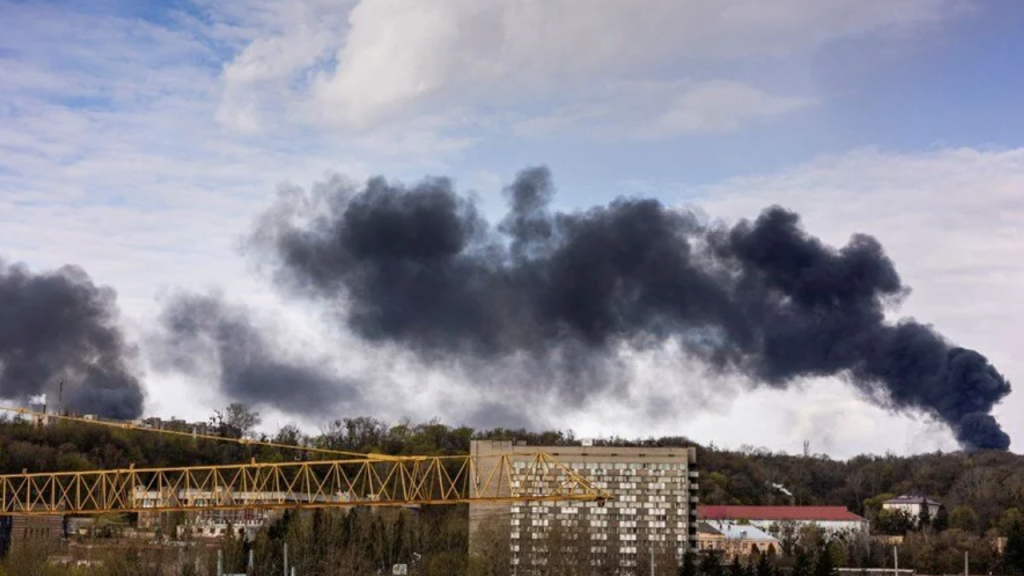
[251,166,1013,451]
[0,259,144,419]
[151,291,363,416]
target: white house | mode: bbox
[882,495,941,521]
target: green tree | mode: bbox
[1000,509,1024,536]
[679,551,698,576]
[874,509,915,535]
[755,551,774,576]
[730,555,745,576]
[814,545,837,576]
[863,494,896,519]
[700,551,725,576]
[792,548,812,576]
[950,505,980,533]
[933,506,950,532]
[1005,520,1024,576]
[918,504,932,530]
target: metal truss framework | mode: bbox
[0,453,610,516]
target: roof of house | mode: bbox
[704,520,779,542]
[699,505,866,522]
[698,522,725,536]
[883,495,941,506]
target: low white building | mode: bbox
[882,495,941,520]
[699,506,868,538]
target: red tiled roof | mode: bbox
[699,505,866,522]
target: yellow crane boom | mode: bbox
[0,407,610,516]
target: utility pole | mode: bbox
[217,549,223,576]
[965,550,969,576]
[894,546,899,576]
[650,544,655,576]
[283,542,289,576]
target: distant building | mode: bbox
[0,514,64,555]
[882,495,941,521]
[699,505,868,538]
[133,487,357,541]
[698,521,779,559]
[137,417,211,435]
[469,440,700,572]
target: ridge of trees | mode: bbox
[1,406,1023,575]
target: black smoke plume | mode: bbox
[252,167,1012,450]
[151,292,362,415]
[0,259,143,418]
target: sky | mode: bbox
[1,0,1022,459]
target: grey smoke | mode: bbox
[151,292,362,416]
[249,166,1012,450]
[0,259,143,418]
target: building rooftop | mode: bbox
[884,495,941,506]
[703,520,779,542]
[699,505,866,522]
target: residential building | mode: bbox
[882,495,941,521]
[469,440,699,572]
[699,505,868,538]
[698,521,780,559]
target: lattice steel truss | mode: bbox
[0,453,610,516]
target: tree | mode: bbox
[679,551,698,576]
[755,551,774,576]
[1000,509,1024,536]
[874,509,915,536]
[950,505,980,533]
[792,548,812,576]
[814,545,837,576]
[933,506,950,532]
[730,555,745,576]
[863,494,896,520]
[212,403,262,439]
[1005,520,1024,576]
[918,503,932,530]
[700,551,725,576]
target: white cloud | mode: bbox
[513,80,813,140]
[306,0,964,129]
[641,80,812,138]
[209,0,965,137]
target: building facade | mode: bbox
[698,521,780,560]
[469,440,699,572]
[699,506,868,539]
[882,495,941,521]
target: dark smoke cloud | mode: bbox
[0,259,144,419]
[151,292,362,415]
[251,167,1012,450]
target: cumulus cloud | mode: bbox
[215,0,964,135]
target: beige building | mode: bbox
[469,440,699,572]
[698,521,780,560]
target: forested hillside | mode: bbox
[2,408,1022,532]
[1,407,1022,575]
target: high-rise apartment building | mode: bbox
[469,440,699,572]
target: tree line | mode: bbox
[0,406,1022,575]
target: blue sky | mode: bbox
[1,0,1022,457]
